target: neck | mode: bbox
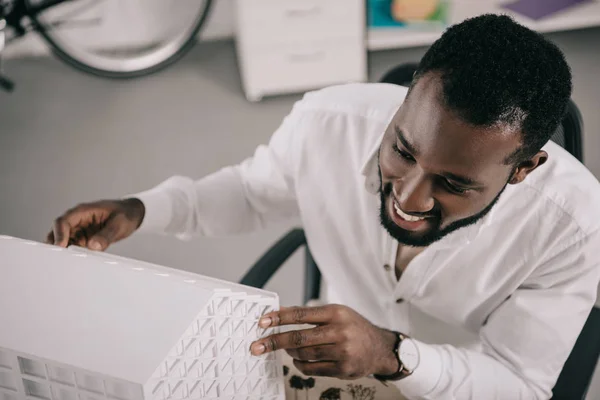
[395,244,427,280]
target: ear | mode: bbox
[509,151,548,184]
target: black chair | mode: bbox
[240,63,597,399]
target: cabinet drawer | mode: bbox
[239,40,366,100]
[236,0,365,44]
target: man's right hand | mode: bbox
[46,198,146,251]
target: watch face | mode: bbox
[399,338,420,372]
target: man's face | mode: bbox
[378,73,526,247]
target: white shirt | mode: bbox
[133,83,600,400]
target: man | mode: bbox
[48,14,600,399]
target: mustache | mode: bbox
[382,182,441,219]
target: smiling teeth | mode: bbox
[394,202,425,222]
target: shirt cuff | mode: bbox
[126,187,173,234]
[392,339,443,399]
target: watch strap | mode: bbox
[373,331,411,381]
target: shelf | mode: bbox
[367,28,444,50]
[367,0,600,51]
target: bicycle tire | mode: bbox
[27,0,213,79]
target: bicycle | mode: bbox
[0,0,214,91]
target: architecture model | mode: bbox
[0,235,284,400]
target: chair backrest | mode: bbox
[550,99,584,162]
[552,306,600,399]
[379,63,584,163]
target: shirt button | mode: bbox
[396,298,404,304]
[384,264,391,271]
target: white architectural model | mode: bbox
[0,235,285,400]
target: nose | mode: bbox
[394,169,435,214]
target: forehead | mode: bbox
[391,75,521,174]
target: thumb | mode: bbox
[88,214,126,251]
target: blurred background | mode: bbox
[0,0,599,397]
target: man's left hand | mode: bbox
[250,304,399,379]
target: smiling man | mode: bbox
[48,14,600,399]
[377,71,524,248]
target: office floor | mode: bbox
[1,28,599,398]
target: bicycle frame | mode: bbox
[0,2,12,90]
[3,0,70,34]
[29,0,72,15]
[0,0,70,91]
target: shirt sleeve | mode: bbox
[129,101,305,239]
[393,232,600,400]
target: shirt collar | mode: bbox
[360,131,497,249]
[360,131,384,195]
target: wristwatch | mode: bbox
[374,331,420,381]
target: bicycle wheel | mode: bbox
[26,0,213,78]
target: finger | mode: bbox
[286,344,339,361]
[293,360,339,378]
[50,204,95,247]
[52,217,71,247]
[250,325,334,355]
[87,213,128,251]
[45,230,54,245]
[259,305,335,328]
[70,229,89,248]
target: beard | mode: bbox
[378,170,508,247]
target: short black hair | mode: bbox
[413,14,572,163]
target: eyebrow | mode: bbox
[394,126,418,155]
[394,126,484,188]
[440,172,480,187]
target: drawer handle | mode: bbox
[284,6,321,17]
[287,51,325,62]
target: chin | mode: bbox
[381,209,441,247]
[381,195,439,246]
[378,191,445,247]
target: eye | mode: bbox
[443,179,469,195]
[392,143,415,162]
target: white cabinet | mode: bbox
[235,0,367,101]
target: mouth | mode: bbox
[388,197,430,232]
